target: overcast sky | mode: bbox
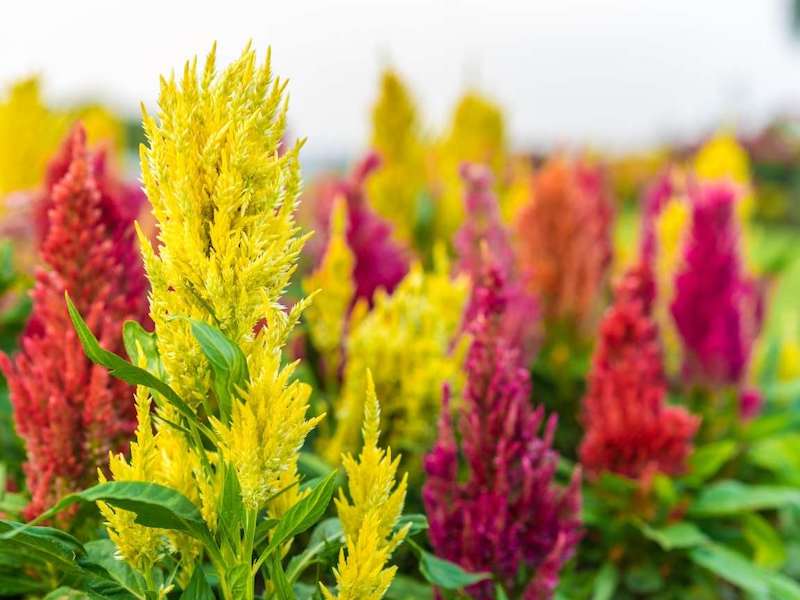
[3,1,800,161]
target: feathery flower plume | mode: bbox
[694,131,754,225]
[303,198,356,381]
[311,153,409,305]
[0,125,148,522]
[515,158,613,338]
[423,264,581,599]
[323,250,468,472]
[671,183,764,389]
[432,91,508,242]
[322,371,409,600]
[366,69,426,244]
[101,44,319,581]
[580,262,699,479]
[455,162,538,363]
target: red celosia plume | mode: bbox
[580,262,699,480]
[0,125,149,522]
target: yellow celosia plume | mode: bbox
[102,44,319,589]
[0,78,65,199]
[322,247,468,472]
[366,69,426,243]
[303,197,355,382]
[432,91,508,241]
[321,370,409,600]
[0,78,126,202]
[139,42,307,408]
[654,197,690,373]
[693,131,755,260]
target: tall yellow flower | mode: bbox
[323,247,468,472]
[366,69,426,243]
[432,91,508,242]
[0,78,65,199]
[0,78,127,202]
[654,197,690,373]
[102,44,319,591]
[303,198,356,382]
[321,371,409,600]
[139,42,307,408]
[694,131,755,260]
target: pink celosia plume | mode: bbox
[423,263,581,599]
[454,162,538,363]
[311,152,409,305]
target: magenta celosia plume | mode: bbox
[580,262,699,480]
[639,168,677,263]
[454,162,538,363]
[670,182,764,389]
[423,264,581,599]
[0,125,149,522]
[311,152,409,304]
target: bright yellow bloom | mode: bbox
[694,131,755,260]
[139,42,307,408]
[366,69,426,243]
[303,198,355,382]
[321,371,409,600]
[654,197,690,373]
[0,78,127,203]
[323,248,468,472]
[104,44,318,585]
[0,78,65,199]
[432,91,508,242]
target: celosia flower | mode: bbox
[323,249,468,473]
[432,91,508,242]
[454,162,538,363]
[365,69,426,244]
[515,158,614,337]
[322,371,409,600]
[103,45,318,582]
[311,153,410,305]
[694,131,754,225]
[303,198,356,381]
[670,183,764,388]
[423,264,581,599]
[0,125,148,522]
[580,262,699,479]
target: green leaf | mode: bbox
[689,480,800,517]
[286,518,344,583]
[268,554,296,600]
[407,539,490,590]
[189,319,249,424]
[65,294,208,440]
[386,575,434,600]
[395,514,428,537]
[255,471,338,571]
[591,562,619,600]
[218,464,244,550]
[180,565,215,600]
[122,321,164,379]
[689,544,768,595]
[0,573,49,595]
[225,564,249,599]
[639,522,710,550]
[748,434,800,485]
[742,513,786,570]
[623,563,662,594]
[495,583,510,600]
[685,440,738,486]
[3,482,214,550]
[83,540,147,597]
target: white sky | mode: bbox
[3,1,800,161]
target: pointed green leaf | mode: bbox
[639,522,710,551]
[180,565,215,600]
[407,539,490,590]
[689,480,800,517]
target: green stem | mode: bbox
[242,508,258,600]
